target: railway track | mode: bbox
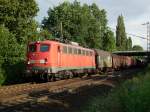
[0,68,142,111]
[0,75,109,100]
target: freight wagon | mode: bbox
[112,54,136,70]
[94,49,112,72]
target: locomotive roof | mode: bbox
[29,40,58,44]
[60,42,94,51]
[29,40,94,51]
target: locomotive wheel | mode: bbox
[43,74,50,82]
[67,71,73,79]
[69,74,74,79]
[79,74,84,78]
[50,75,56,82]
[87,73,91,77]
[32,75,41,83]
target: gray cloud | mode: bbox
[93,0,150,23]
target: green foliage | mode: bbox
[132,45,143,60]
[27,29,54,42]
[132,45,143,51]
[102,28,116,51]
[0,0,39,44]
[116,15,128,50]
[0,0,39,85]
[82,65,150,112]
[116,15,133,51]
[0,26,24,84]
[126,37,132,50]
[118,67,150,112]
[0,55,5,85]
[42,1,114,49]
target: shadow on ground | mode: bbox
[0,84,113,112]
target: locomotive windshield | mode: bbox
[40,44,49,52]
[29,44,36,52]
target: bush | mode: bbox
[83,65,150,112]
[0,25,25,85]
[0,68,6,85]
[119,67,150,112]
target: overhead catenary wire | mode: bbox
[109,27,149,41]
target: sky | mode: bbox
[35,0,150,50]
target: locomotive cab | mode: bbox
[26,41,52,76]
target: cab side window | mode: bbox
[68,47,72,54]
[74,48,78,54]
[63,46,67,54]
[78,49,81,55]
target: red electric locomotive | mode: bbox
[26,40,95,81]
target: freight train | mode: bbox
[26,40,137,81]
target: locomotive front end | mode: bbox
[26,41,51,78]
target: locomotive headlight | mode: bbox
[27,61,30,64]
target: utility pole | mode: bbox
[142,22,150,61]
[142,22,150,51]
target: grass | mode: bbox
[82,65,150,112]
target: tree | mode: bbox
[116,15,127,50]
[27,29,54,42]
[126,37,132,50]
[102,28,116,51]
[0,0,39,44]
[132,45,144,60]
[0,25,23,84]
[0,0,39,84]
[132,45,143,51]
[42,1,108,49]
